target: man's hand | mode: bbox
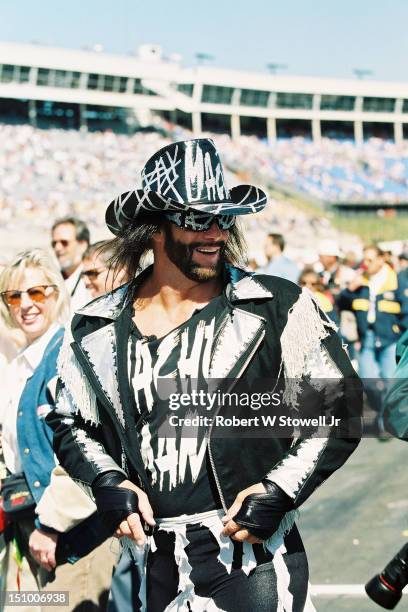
[29,529,58,572]
[115,480,155,546]
[221,483,266,544]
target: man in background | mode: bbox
[259,232,300,283]
[51,216,92,310]
[318,239,358,362]
[318,239,355,296]
[82,240,130,299]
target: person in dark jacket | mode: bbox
[48,139,361,612]
[338,245,408,435]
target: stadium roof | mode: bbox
[1,41,408,141]
[2,40,408,96]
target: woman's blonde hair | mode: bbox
[0,249,70,330]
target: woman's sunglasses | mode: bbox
[1,285,57,307]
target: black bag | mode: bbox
[1,472,36,519]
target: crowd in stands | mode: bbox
[3,125,408,247]
[0,124,359,262]
[0,125,172,233]
[219,135,408,204]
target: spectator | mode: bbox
[51,216,92,311]
[338,245,408,436]
[343,250,360,270]
[397,252,408,275]
[259,233,300,283]
[299,267,338,324]
[82,241,130,299]
[382,249,394,269]
[318,240,358,357]
[318,240,355,296]
[0,249,116,607]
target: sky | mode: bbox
[1,0,407,81]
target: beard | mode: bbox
[58,252,83,273]
[163,225,226,282]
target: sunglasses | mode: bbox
[51,239,74,248]
[166,211,236,232]
[81,268,106,281]
[1,285,57,307]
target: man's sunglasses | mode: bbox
[1,285,57,307]
[51,239,73,248]
[166,211,236,232]
[81,268,106,281]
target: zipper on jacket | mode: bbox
[207,326,266,511]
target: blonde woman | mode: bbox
[0,250,115,611]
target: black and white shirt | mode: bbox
[126,295,227,517]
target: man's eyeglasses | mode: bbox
[1,285,57,307]
[51,239,73,248]
[81,268,106,281]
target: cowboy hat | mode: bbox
[106,138,267,235]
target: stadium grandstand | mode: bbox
[2,40,408,142]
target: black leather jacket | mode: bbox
[47,266,361,512]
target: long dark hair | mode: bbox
[104,216,248,280]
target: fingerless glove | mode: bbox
[92,472,138,535]
[233,481,294,541]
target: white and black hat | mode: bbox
[106,138,267,235]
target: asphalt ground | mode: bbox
[299,436,408,611]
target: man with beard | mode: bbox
[48,139,361,612]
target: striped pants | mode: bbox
[126,509,314,612]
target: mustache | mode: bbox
[189,241,226,249]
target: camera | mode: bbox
[365,543,408,609]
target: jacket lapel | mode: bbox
[68,284,132,429]
[79,323,125,428]
[209,308,266,380]
[209,266,272,380]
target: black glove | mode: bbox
[92,471,139,535]
[233,481,294,541]
[92,471,127,489]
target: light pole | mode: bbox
[195,53,215,66]
[353,68,373,80]
[267,63,288,75]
